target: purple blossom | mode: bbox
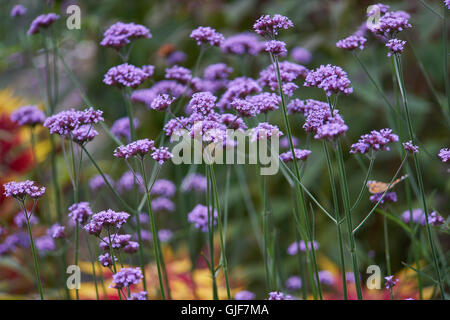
[401,209,426,226]
[314,119,348,141]
[253,14,293,37]
[181,173,207,193]
[3,180,45,199]
[268,291,293,300]
[151,147,173,164]
[116,171,145,194]
[336,35,367,51]
[104,63,148,88]
[188,204,217,232]
[221,33,264,56]
[44,108,104,136]
[220,113,247,131]
[131,81,186,108]
[291,47,312,64]
[190,27,224,46]
[14,211,39,228]
[438,148,449,162]
[369,11,412,36]
[403,141,419,154]
[231,99,257,117]
[318,271,335,285]
[247,93,280,114]
[110,267,143,289]
[10,105,45,126]
[10,5,27,17]
[128,291,147,300]
[250,123,283,142]
[35,235,55,252]
[234,290,256,300]
[264,40,287,56]
[99,253,116,267]
[286,276,302,290]
[385,275,399,289]
[48,224,66,239]
[89,174,114,191]
[288,99,328,116]
[27,13,59,35]
[150,94,175,111]
[350,128,399,154]
[369,192,398,206]
[259,62,307,97]
[84,209,130,235]
[100,22,151,49]
[71,125,98,144]
[304,64,353,96]
[151,197,175,213]
[69,202,93,224]
[218,77,261,111]
[445,0,450,10]
[111,117,140,142]
[99,234,133,250]
[204,63,233,81]
[113,139,155,159]
[141,65,155,78]
[280,136,299,149]
[428,212,445,226]
[188,92,217,116]
[167,51,187,65]
[165,65,192,84]
[151,179,176,197]
[386,39,406,57]
[158,229,173,243]
[280,149,311,162]
[287,240,320,255]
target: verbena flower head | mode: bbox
[402,141,418,154]
[280,136,299,149]
[445,0,450,10]
[10,5,27,17]
[438,148,450,162]
[116,171,145,194]
[318,271,335,285]
[204,63,233,81]
[104,63,148,88]
[336,35,367,51]
[221,33,264,55]
[141,65,155,78]
[288,99,328,115]
[158,229,174,242]
[100,22,151,48]
[89,174,114,191]
[220,113,247,131]
[128,291,147,300]
[36,235,55,253]
[280,148,311,162]
[314,116,348,140]
[231,98,257,118]
[151,197,175,213]
[401,209,426,225]
[99,253,116,267]
[264,40,287,56]
[165,65,192,84]
[250,123,283,142]
[167,51,187,65]
[385,275,399,289]
[304,64,353,96]
[286,276,302,290]
[247,93,280,114]
[428,212,445,226]
[71,125,98,144]
[111,117,140,142]
[44,108,103,136]
[10,105,46,126]
[84,209,130,235]
[234,290,256,300]
[3,180,45,199]
[190,26,224,46]
[69,202,93,224]
[386,39,406,57]
[151,179,176,197]
[113,139,155,159]
[259,62,307,97]
[188,204,217,232]
[287,240,320,255]
[253,14,293,37]
[14,211,39,228]
[350,128,399,154]
[291,47,312,64]
[151,147,173,164]
[188,92,217,116]
[48,224,66,239]
[369,191,398,206]
[150,94,175,111]
[110,267,143,289]
[27,13,59,35]
[268,291,293,300]
[99,234,133,250]
[181,173,207,193]
[218,77,261,110]
[131,81,186,108]
[370,11,412,36]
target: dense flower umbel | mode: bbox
[234,290,256,300]
[151,197,175,213]
[89,174,114,191]
[69,202,93,224]
[110,267,143,289]
[291,47,312,64]
[403,141,419,154]
[44,108,104,136]
[10,105,46,126]
[428,212,445,226]
[150,94,175,111]
[71,125,98,144]
[141,65,155,78]
[314,116,348,140]
[304,64,353,96]
[181,173,207,193]
[190,27,224,46]
[280,149,311,162]
[14,211,39,228]
[288,99,329,115]
[99,253,116,267]
[369,192,398,206]
[287,240,320,255]
[84,209,130,235]
[204,63,233,81]
[386,39,406,57]
[401,209,426,225]
[100,22,151,48]
[438,148,449,162]
[111,117,140,142]
[165,65,192,84]
[336,35,367,51]
[3,180,45,199]
[286,276,302,290]
[151,147,173,164]
[188,204,218,232]
[350,128,399,154]
[247,93,280,114]
[128,291,148,300]
[231,98,257,117]
[221,33,264,55]
[27,13,59,35]
[253,14,293,37]
[250,123,283,142]
[99,234,137,251]
[446,0,450,10]
[116,171,145,194]
[188,92,217,116]
[104,63,148,88]
[218,77,262,110]
[48,224,66,239]
[258,62,308,97]
[268,291,293,300]
[113,139,155,159]
[370,11,412,36]
[385,275,399,289]
[10,5,27,17]
[151,179,176,197]
[264,40,287,56]
[131,80,186,108]
[220,113,247,131]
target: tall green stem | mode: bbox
[206,166,219,300]
[383,214,393,300]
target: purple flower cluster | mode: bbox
[99,253,116,267]
[27,13,60,35]
[385,275,399,289]
[188,204,217,232]
[318,271,335,285]
[181,173,207,193]
[280,149,311,163]
[370,11,412,36]
[110,267,143,289]
[253,14,293,37]
[89,174,114,191]
[268,291,293,300]
[151,147,173,164]
[150,94,175,111]
[221,33,264,56]
[10,5,27,17]
[231,99,257,118]
[288,99,328,115]
[287,240,320,255]
[36,235,55,253]
[250,122,283,142]
[386,39,406,57]
[369,192,398,206]
[128,291,147,300]
[280,136,299,149]
[438,148,450,162]
[3,180,45,199]
[291,47,312,64]
[264,40,287,56]
[99,234,138,254]
[350,128,399,154]
[165,65,192,84]
[111,117,140,142]
[113,139,155,159]
[48,224,66,239]
[116,171,145,194]
[71,125,99,144]
[167,51,187,65]
[258,62,308,97]
[188,92,217,116]
[446,0,450,10]
[218,77,261,110]
[234,290,256,300]
[286,276,302,290]
[104,63,148,88]
[151,179,176,197]
[304,64,353,96]
[402,141,418,154]
[247,93,280,114]
[100,22,151,48]
[151,197,175,213]
[336,35,367,51]
[14,211,39,228]
[428,212,445,226]
[10,105,45,126]
[84,209,130,235]
[401,209,426,226]
[190,27,224,46]
[69,202,93,224]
